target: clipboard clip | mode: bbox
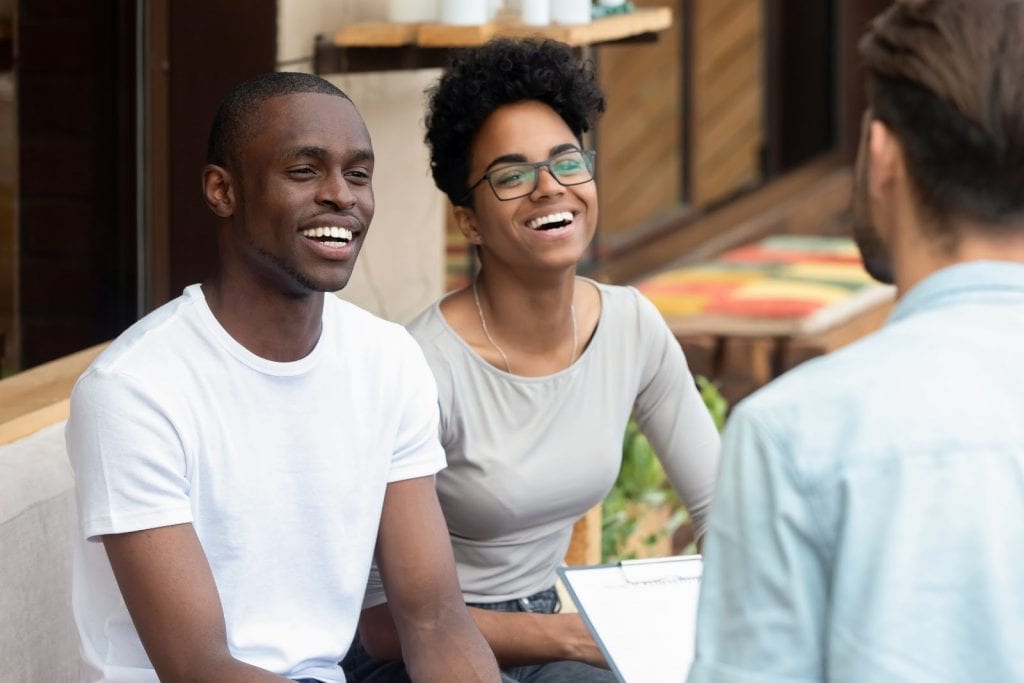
[618,554,703,585]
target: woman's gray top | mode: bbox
[366,280,721,605]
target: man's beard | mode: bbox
[851,148,895,285]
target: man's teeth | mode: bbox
[301,226,353,242]
[526,211,573,231]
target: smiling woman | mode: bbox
[342,38,722,683]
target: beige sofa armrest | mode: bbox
[0,344,106,681]
[0,343,106,445]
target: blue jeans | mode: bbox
[341,587,616,682]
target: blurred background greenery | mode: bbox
[601,376,728,562]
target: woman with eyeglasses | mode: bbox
[343,39,721,683]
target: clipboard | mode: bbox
[557,555,702,683]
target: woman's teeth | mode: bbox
[526,211,574,231]
[301,226,352,244]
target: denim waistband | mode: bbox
[468,586,561,614]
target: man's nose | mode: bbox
[317,171,357,209]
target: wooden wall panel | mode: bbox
[595,0,684,254]
[594,0,764,256]
[690,0,764,207]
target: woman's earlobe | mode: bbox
[202,164,235,218]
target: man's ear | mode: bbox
[202,164,236,218]
[867,120,905,201]
[453,205,484,245]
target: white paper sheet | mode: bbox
[558,555,703,683]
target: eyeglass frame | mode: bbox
[459,149,597,204]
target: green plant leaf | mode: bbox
[696,375,728,432]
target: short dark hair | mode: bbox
[425,38,606,206]
[206,72,350,169]
[860,0,1024,235]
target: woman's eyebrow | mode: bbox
[483,144,581,172]
[483,153,528,172]
[549,143,580,156]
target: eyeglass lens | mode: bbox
[488,150,594,200]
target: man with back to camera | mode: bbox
[64,72,501,682]
[689,0,1024,681]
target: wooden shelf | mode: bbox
[495,7,672,45]
[316,7,672,73]
[333,21,423,47]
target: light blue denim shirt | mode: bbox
[689,261,1024,683]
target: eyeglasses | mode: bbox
[462,149,596,203]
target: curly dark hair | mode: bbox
[425,38,606,206]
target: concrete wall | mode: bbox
[277,0,446,323]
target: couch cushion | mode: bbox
[0,422,83,682]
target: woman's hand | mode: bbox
[360,601,609,669]
[462,606,611,668]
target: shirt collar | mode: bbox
[890,260,1024,324]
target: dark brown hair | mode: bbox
[207,72,350,170]
[860,0,1024,233]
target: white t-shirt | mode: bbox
[66,284,446,683]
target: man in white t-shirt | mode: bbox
[65,72,500,683]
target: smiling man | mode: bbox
[65,72,500,683]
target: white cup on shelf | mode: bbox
[440,0,489,24]
[521,0,549,25]
[550,0,591,25]
[388,0,437,22]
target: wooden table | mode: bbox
[635,235,896,405]
[672,299,893,406]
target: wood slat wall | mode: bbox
[594,155,849,284]
[596,0,765,255]
[595,0,684,252]
[690,0,764,206]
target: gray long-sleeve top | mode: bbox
[367,280,721,605]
